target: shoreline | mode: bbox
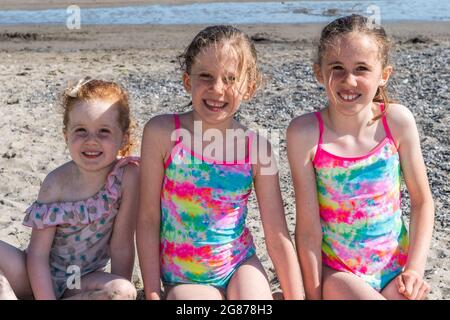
[2,0,282,11]
[1,21,449,52]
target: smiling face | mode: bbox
[183,42,251,125]
[64,99,126,173]
[314,32,392,116]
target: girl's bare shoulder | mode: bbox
[37,161,76,203]
[287,112,320,146]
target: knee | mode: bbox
[0,271,8,288]
[104,279,137,300]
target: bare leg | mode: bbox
[0,240,33,300]
[0,269,17,300]
[62,271,137,300]
[226,255,273,300]
[381,277,408,300]
[165,283,224,300]
[322,265,385,300]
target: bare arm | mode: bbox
[286,115,323,300]
[27,226,57,300]
[136,116,169,300]
[389,105,434,276]
[110,163,140,280]
[253,135,304,300]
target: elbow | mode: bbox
[264,231,294,258]
[295,226,322,250]
[411,195,435,217]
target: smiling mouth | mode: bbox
[82,151,102,158]
[204,99,227,112]
[337,92,361,102]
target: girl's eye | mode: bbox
[224,75,237,84]
[99,128,111,134]
[332,65,344,70]
[198,73,213,81]
[75,128,87,134]
[356,66,369,71]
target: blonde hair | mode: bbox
[62,77,135,156]
[316,14,394,120]
[178,25,262,99]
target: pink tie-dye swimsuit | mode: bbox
[313,105,409,290]
[160,114,256,288]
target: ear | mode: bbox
[313,63,325,85]
[242,82,255,102]
[63,128,68,144]
[182,72,192,93]
[121,132,129,149]
[379,65,393,86]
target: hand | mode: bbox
[396,269,430,300]
[147,291,161,300]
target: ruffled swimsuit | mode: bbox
[313,104,409,290]
[160,114,256,289]
[23,156,139,298]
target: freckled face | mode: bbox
[183,43,250,125]
[316,33,391,116]
[64,99,125,172]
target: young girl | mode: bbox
[287,15,434,300]
[0,77,139,300]
[137,25,304,300]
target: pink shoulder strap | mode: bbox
[379,103,395,143]
[173,114,181,144]
[314,111,324,146]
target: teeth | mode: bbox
[339,93,359,101]
[205,100,226,108]
[84,151,101,156]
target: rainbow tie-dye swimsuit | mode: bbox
[160,114,256,288]
[313,105,409,290]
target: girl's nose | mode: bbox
[85,132,98,143]
[343,72,358,87]
[210,77,226,93]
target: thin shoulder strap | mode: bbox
[314,111,324,146]
[246,130,255,164]
[379,103,395,143]
[173,113,182,144]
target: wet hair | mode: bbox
[316,14,393,119]
[62,77,135,157]
[178,25,262,99]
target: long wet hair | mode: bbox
[178,25,262,100]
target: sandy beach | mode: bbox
[0,3,449,299]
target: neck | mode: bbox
[190,110,236,134]
[325,102,377,137]
[72,160,115,188]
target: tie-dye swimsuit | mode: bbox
[160,114,256,288]
[313,105,409,290]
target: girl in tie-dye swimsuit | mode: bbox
[138,25,304,300]
[287,15,434,300]
[160,114,256,289]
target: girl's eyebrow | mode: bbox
[327,61,370,66]
[327,61,342,65]
[70,122,114,128]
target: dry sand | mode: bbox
[0,19,449,299]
